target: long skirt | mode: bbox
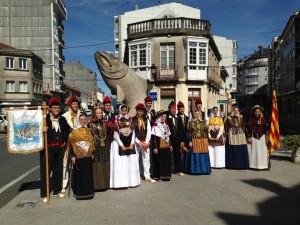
[72,157,94,200]
[248,135,268,169]
[184,148,211,175]
[225,144,249,169]
[93,160,110,191]
[208,145,225,168]
[110,141,140,188]
[152,148,172,180]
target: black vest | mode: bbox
[46,114,70,144]
[132,116,148,141]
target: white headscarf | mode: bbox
[73,113,87,130]
[118,104,129,119]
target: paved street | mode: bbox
[0,128,299,225]
[0,155,299,225]
[0,134,40,208]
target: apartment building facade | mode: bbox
[0,0,67,99]
[236,46,269,110]
[64,61,97,111]
[0,43,44,113]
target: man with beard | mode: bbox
[167,101,185,176]
[61,95,80,193]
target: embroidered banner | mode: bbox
[7,109,44,154]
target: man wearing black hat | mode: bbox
[40,98,70,203]
[167,101,185,176]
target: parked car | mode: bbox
[0,114,7,133]
[85,109,92,116]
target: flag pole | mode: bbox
[42,103,50,205]
[268,88,281,171]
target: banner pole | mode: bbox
[42,103,50,205]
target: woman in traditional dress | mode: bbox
[185,110,211,175]
[224,105,249,169]
[90,107,113,191]
[208,106,226,168]
[68,113,95,200]
[110,104,140,188]
[246,105,269,170]
[151,110,172,181]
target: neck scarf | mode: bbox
[137,115,145,131]
[50,114,60,132]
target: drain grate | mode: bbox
[16,201,37,209]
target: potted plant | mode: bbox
[284,135,300,163]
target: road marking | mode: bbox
[0,165,40,194]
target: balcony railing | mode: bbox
[58,22,64,33]
[58,39,65,47]
[59,55,65,63]
[128,18,211,40]
[207,73,223,89]
[154,65,178,82]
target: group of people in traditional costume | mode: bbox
[40,95,270,203]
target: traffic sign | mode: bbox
[148,92,157,101]
[217,99,229,104]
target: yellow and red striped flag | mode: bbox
[268,90,280,152]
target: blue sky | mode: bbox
[63,0,299,95]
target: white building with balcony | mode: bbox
[113,3,227,113]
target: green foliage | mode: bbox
[284,135,300,151]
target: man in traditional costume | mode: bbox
[102,96,115,122]
[177,101,189,171]
[185,110,211,174]
[144,96,156,126]
[224,105,249,169]
[151,110,172,181]
[110,104,140,188]
[208,106,226,168]
[61,95,80,193]
[144,95,156,176]
[40,98,70,203]
[68,113,95,200]
[167,101,185,176]
[132,103,155,182]
[246,105,269,170]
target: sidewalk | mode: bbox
[0,159,299,225]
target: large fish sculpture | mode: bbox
[94,51,147,115]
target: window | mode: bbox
[187,41,207,67]
[233,54,236,62]
[6,81,15,92]
[232,66,236,74]
[160,44,175,67]
[129,42,150,68]
[20,81,27,92]
[6,57,14,69]
[19,58,27,70]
